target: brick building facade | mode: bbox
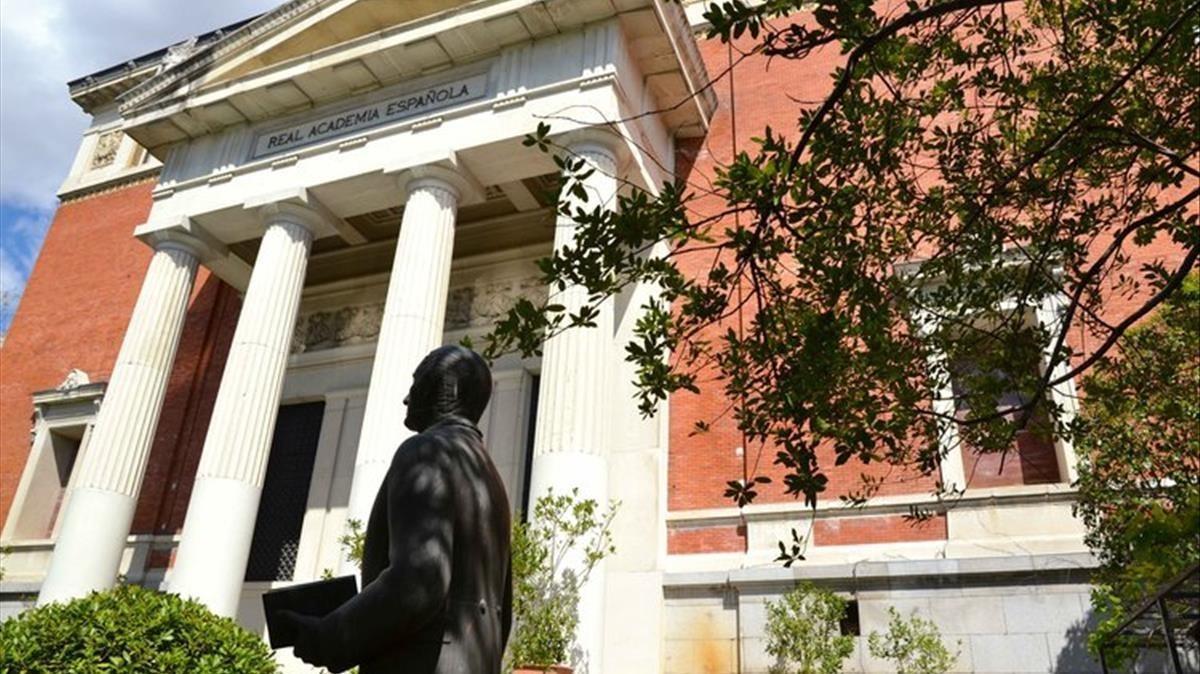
[1,2,1186,672]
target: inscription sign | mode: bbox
[251,73,488,159]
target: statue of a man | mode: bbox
[281,345,512,673]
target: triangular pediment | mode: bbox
[119,0,477,116]
[198,0,479,87]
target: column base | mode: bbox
[169,476,262,618]
[37,487,136,605]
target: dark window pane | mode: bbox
[245,401,325,582]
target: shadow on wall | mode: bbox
[1053,610,1101,673]
[1061,609,1200,674]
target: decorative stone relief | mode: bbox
[450,277,547,330]
[163,36,199,69]
[291,303,383,354]
[291,276,546,353]
[91,132,121,169]
[56,368,91,390]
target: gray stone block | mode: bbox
[1002,592,1085,635]
[970,633,1053,673]
[929,594,1007,634]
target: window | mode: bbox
[924,295,1079,491]
[840,600,861,637]
[520,374,540,517]
[2,377,103,542]
[245,401,326,582]
[7,428,84,539]
[948,337,1062,488]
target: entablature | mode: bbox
[117,0,714,156]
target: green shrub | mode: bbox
[867,607,959,674]
[506,489,617,670]
[0,585,277,673]
[764,583,854,674]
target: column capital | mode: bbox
[256,201,327,237]
[243,187,349,241]
[389,151,484,204]
[136,218,219,261]
[557,128,622,165]
[135,218,252,291]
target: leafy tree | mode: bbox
[0,585,277,673]
[485,0,1199,531]
[763,583,854,674]
[506,489,617,671]
[1073,273,1199,663]
[868,606,959,674]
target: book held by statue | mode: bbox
[262,575,357,649]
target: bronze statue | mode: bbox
[279,346,512,673]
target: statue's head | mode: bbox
[403,345,493,432]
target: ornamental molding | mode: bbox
[118,0,324,115]
[56,368,91,390]
[90,132,122,168]
[162,37,200,70]
[291,275,546,353]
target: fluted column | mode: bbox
[170,205,318,617]
[527,139,618,674]
[38,242,200,606]
[342,174,460,546]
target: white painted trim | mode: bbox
[665,482,1080,526]
[663,550,1099,590]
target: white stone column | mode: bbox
[37,241,200,606]
[526,139,618,674]
[170,205,318,617]
[342,173,461,547]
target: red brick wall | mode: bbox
[667,522,746,555]
[667,13,1192,551]
[0,179,238,535]
[669,23,940,517]
[813,513,947,546]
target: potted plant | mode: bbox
[507,488,616,674]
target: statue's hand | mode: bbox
[277,610,326,667]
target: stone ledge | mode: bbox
[663,551,1099,592]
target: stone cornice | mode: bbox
[116,0,323,116]
[58,172,159,204]
[663,551,1099,591]
[666,482,1081,527]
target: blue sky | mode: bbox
[0,0,277,336]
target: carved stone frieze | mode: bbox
[291,302,383,354]
[451,276,547,329]
[291,276,546,353]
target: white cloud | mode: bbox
[0,247,29,295]
[0,0,279,210]
[0,0,278,334]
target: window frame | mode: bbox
[1,382,105,543]
[918,292,1081,493]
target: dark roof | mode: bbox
[66,14,260,93]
